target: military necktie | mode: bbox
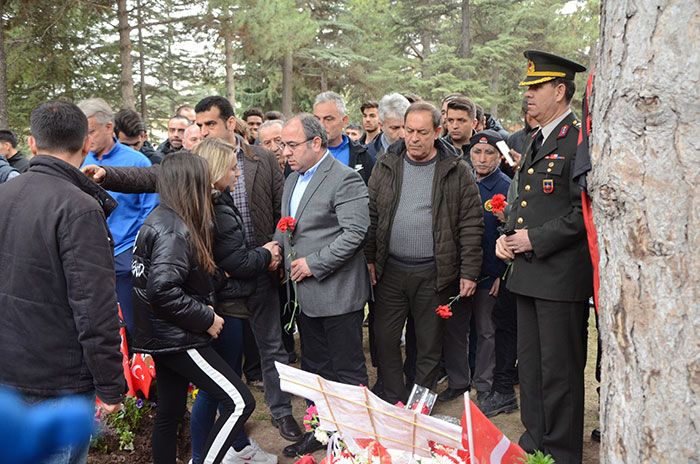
[532,130,544,156]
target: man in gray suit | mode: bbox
[276,113,371,457]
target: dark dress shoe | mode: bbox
[438,387,469,401]
[282,432,325,457]
[437,386,470,402]
[591,427,601,442]
[271,414,303,441]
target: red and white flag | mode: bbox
[130,353,154,399]
[461,394,525,464]
[118,304,136,397]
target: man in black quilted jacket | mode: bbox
[0,101,125,463]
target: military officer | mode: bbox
[496,50,593,464]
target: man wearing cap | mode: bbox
[440,130,511,405]
[496,50,593,463]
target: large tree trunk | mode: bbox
[282,51,293,117]
[117,0,135,110]
[224,30,235,106]
[137,0,146,121]
[590,1,700,462]
[459,0,470,80]
[320,67,328,93]
[0,0,9,130]
[490,65,499,118]
[420,30,431,78]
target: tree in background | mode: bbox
[0,0,600,142]
[591,0,699,461]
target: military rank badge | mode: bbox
[543,179,554,194]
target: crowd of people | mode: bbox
[0,50,594,464]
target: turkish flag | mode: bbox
[130,353,154,399]
[118,304,136,397]
[461,395,525,464]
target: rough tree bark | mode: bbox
[282,51,293,117]
[490,65,499,118]
[117,0,135,110]
[320,67,328,93]
[224,30,235,107]
[0,0,9,129]
[137,0,146,121]
[420,30,431,79]
[590,1,700,462]
[459,0,470,80]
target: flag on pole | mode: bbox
[117,304,135,397]
[461,394,525,464]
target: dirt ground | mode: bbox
[242,312,601,464]
[89,312,600,463]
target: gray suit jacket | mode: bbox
[275,152,371,317]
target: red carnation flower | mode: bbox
[491,194,507,213]
[277,216,297,233]
[435,304,453,319]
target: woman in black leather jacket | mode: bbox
[189,139,280,463]
[131,152,255,464]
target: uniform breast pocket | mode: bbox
[536,159,566,177]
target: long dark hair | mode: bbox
[156,151,216,274]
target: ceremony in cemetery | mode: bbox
[0,0,697,463]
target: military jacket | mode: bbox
[506,111,593,301]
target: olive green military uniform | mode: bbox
[506,51,593,464]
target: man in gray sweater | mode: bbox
[365,101,484,404]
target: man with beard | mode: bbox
[156,115,189,157]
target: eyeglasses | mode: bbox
[278,137,315,151]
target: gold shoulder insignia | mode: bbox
[572,119,581,127]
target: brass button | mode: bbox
[521,201,527,207]
[548,162,554,167]
[517,217,524,224]
[546,168,552,173]
[516,165,521,171]
[527,168,534,175]
[525,184,531,191]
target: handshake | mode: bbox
[263,241,283,271]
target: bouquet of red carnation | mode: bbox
[277,216,299,330]
[435,294,460,319]
[490,194,507,213]
[277,216,297,232]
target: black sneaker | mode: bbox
[480,391,518,418]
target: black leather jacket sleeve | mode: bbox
[146,229,215,334]
[213,199,271,278]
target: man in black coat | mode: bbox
[0,129,30,172]
[496,50,592,464]
[0,101,125,462]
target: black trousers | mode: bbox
[279,280,296,355]
[516,295,588,464]
[152,346,255,464]
[241,319,261,381]
[374,262,449,404]
[492,283,518,394]
[297,309,368,386]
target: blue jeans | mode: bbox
[114,247,134,337]
[191,316,248,462]
[21,391,96,464]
